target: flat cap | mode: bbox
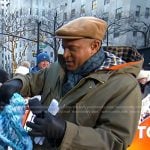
[55,16,107,40]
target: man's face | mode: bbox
[38,61,50,70]
[62,38,100,71]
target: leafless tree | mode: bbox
[0,12,33,73]
[120,13,150,47]
[39,11,64,61]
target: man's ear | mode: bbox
[91,40,101,54]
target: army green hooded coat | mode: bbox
[14,46,143,150]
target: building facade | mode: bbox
[51,0,150,48]
[0,0,55,74]
[0,0,11,73]
[0,0,150,74]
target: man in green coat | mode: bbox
[0,17,143,150]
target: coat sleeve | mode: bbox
[60,75,142,150]
[13,69,48,97]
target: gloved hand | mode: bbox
[26,112,66,147]
[0,80,22,108]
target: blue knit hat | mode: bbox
[37,52,50,64]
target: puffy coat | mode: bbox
[14,46,143,150]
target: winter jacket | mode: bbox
[14,46,143,150]
[31,66,40,73]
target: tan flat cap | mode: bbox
[55,16,107,40]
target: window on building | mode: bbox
[80,4,85,15]
[104,0,110,5]
[11,14,14,19]
[20,8,22,16]
[36,8,39,15]
[59,4,63,10]
[2,9,4,16]
[16,11,19,17]
[71,9,75,18]
[29,8,32,15]
[20,42,22,47]
[92,0,97,10]
[15,53,17,58]
[32,28,36,35]
[42,10,45,16]
[102,12,109,22]
[48,21,51,26]
[28,18,31,23]
[114,31,120,38]
[63,12,67,21]
[32,50,36,57]
[135,5,141,17]
[42,20,45,24]
[72,0,75,2]
[49,3,51,8]
[22,50,25,56]
[50,52,53,57]
[145,7,150,18]
[1,23,4,32]
[114,28,120,38]
[19,20,22,26]
[115,7,122,20]
[24,31,26,36]
[133,31,137,37]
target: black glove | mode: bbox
[0,79,22,108]
[28,97,46,118]
[26,112,66,147]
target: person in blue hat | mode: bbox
[31,52,51,72]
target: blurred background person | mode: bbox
[15,61,31,75]
[31,52,51,72]
[137,70,150,98]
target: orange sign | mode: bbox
[128,117,150,150]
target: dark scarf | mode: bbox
[62,48,105,96]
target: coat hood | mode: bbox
[103,46,144,77]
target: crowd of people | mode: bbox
[14,52,51,75]
[0,16,148,150]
